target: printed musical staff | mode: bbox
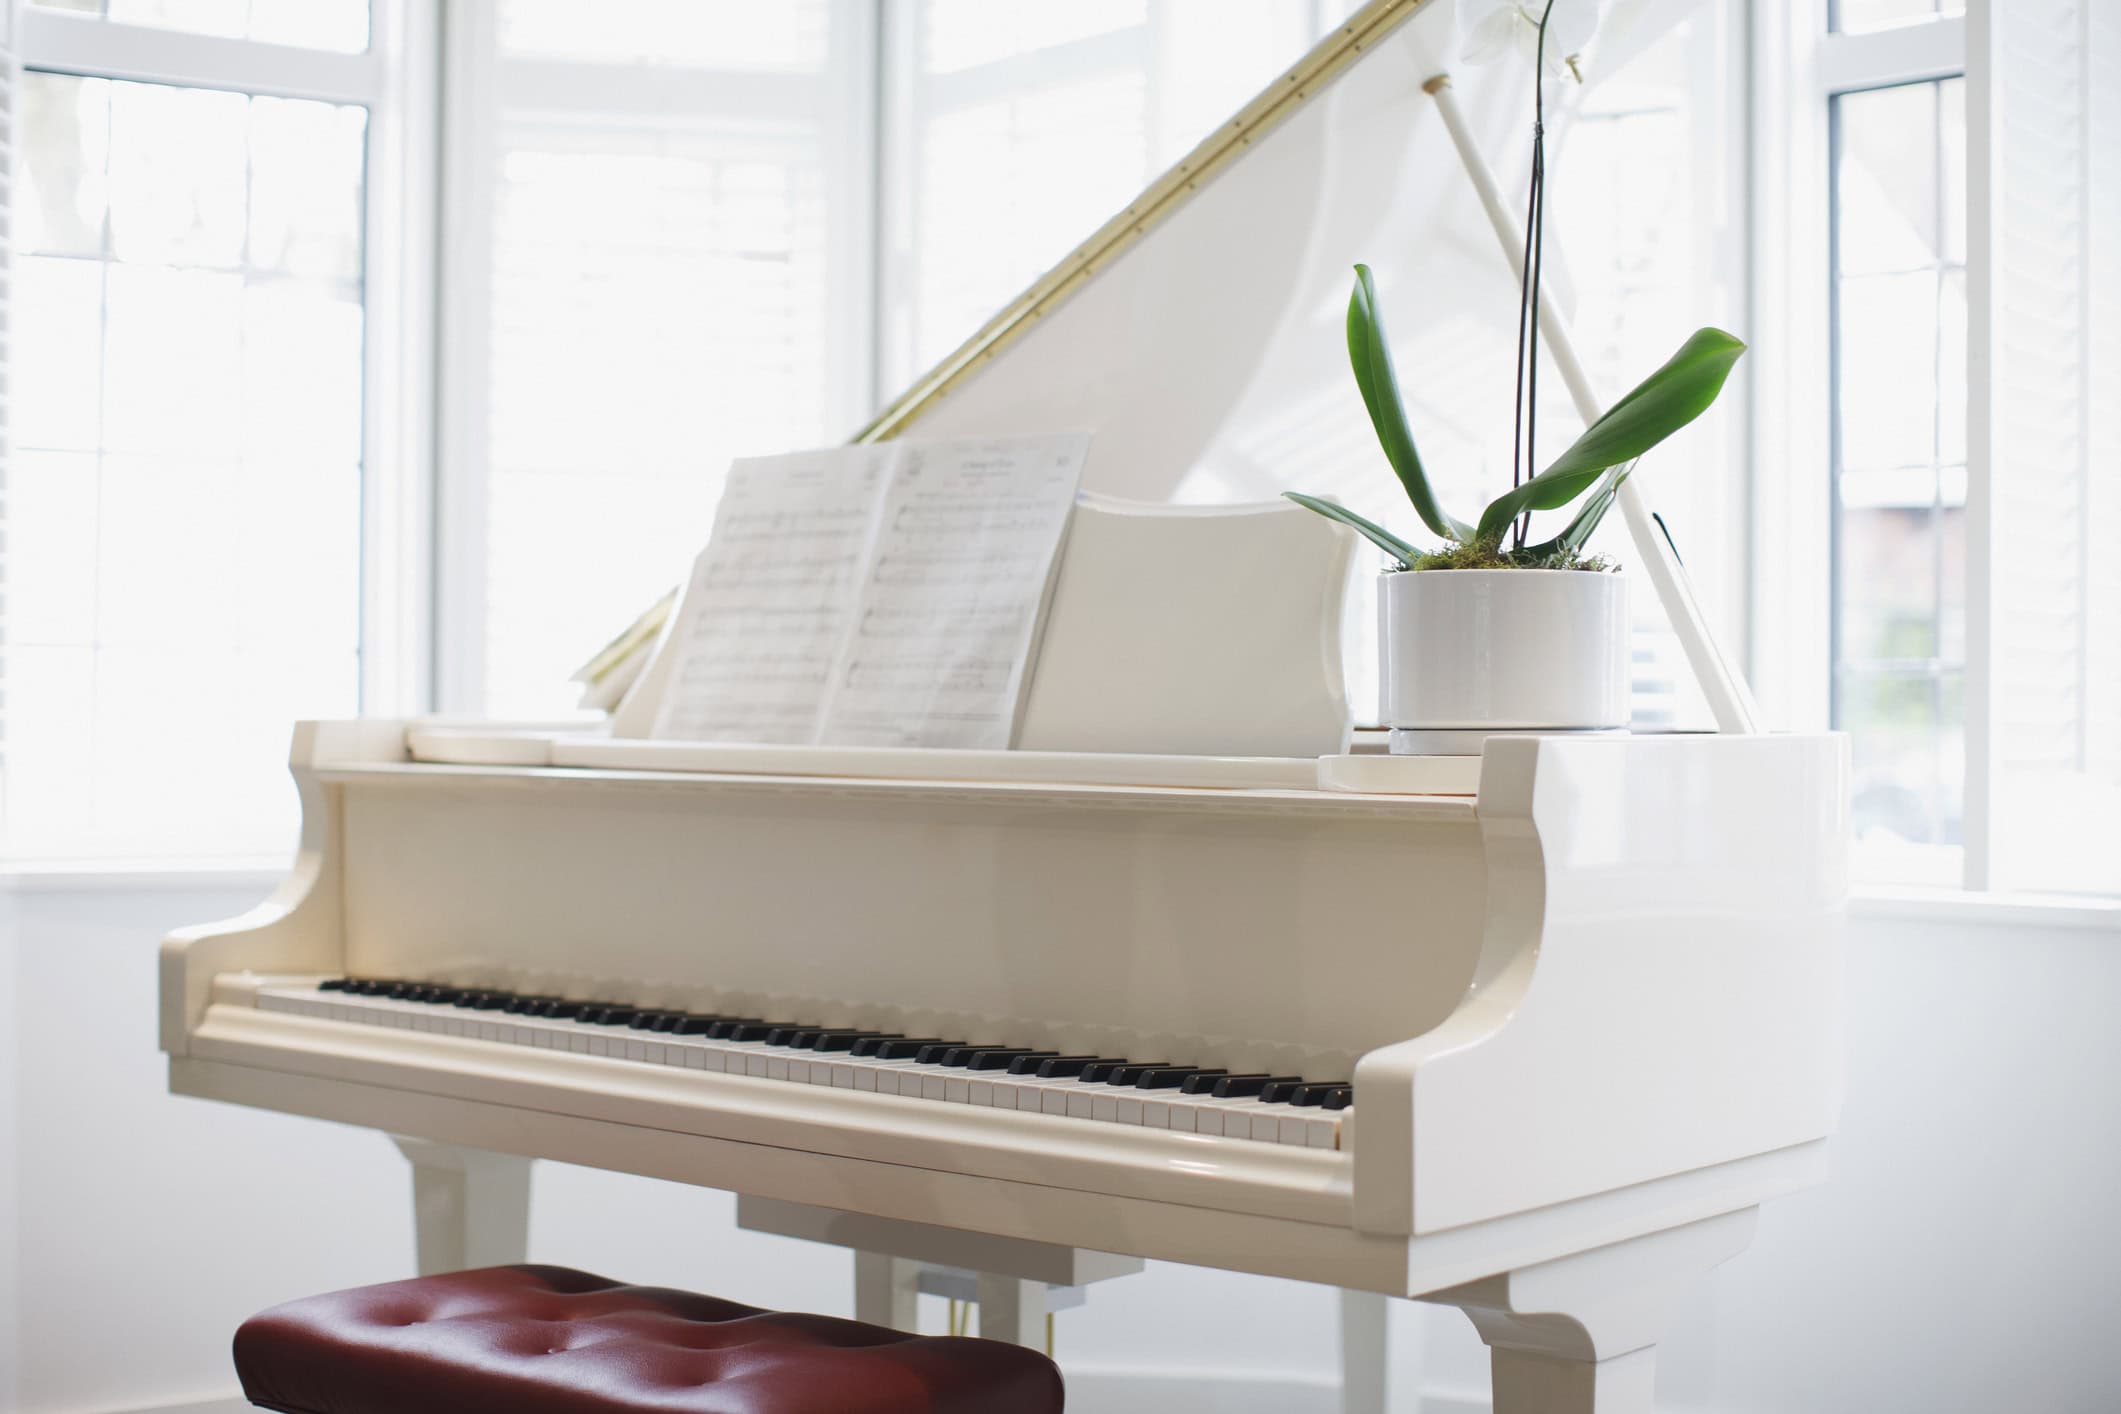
[650,433,1090,749]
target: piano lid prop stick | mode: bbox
[1422,72,1764,736]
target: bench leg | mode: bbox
[390,1136,533,1276]
[1433,1208,1757,1414]
[854,1251,921,1332]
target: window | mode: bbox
[4,1,411,864]
[437,0,874,718]
[1832,78,1968,862]
[1762,0,2117,894]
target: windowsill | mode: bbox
[1852,887,2121,934]
[0,858,291,895]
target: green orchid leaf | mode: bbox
[1348,265,1474,543]
[1475,327,1746,544]
[1519,461,1632,560]
[1282,492,1421,569]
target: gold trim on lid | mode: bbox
[854,0,1438,444]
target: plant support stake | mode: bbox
[1421,71,1764,736]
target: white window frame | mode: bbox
[1749,0,1970,889]
[12,0,442,722]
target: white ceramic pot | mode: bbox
[1379,568,1628,754]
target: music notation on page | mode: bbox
[650,433,1091,750]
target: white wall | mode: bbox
[4,881,2118,1413]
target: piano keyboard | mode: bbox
[256,980,1352,1151]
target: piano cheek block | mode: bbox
[233,1265,1067,1414]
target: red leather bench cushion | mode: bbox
[234,1265,1064,1414]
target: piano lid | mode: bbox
[844,0,1754,732]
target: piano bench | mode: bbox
[231,1264,1065,1414]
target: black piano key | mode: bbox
[1170,1076,1247,1102]
[1103,1061,1173,1086]
[468,991,513,1011]
[534,1000,586,1019]
[970,1049,1052,1072]
[794,1028,880,1049]
[318,978,349,992]
[673,1015,724,1035]
[767,1025,830,1047]
[1259,1078,1306,1103]
[813,1031,894,1053]
[1291,1081,1350,1107]
[628,1011,667,1030]
[588,1008,641,1026]
[1321,1086,1353,1111]
[505,995,558,1014]
[1137,1066,1221,1090]
[940,1044,1024,1068]
[721,1022,778,1042]
[1015,1053,1096,1076]
[915,1042,971,1064]
[704,1018,761,1040]
[870,1038,946,1060]
[1212,1074,1301,1100]
[1179,1072,1255,1093]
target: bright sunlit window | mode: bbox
[1832,78,1968,858]
[7,7,378,864]
[443,0,869,717]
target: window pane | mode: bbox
[56,0,375,51]
[1837,83,1940,275]
[1831,77,1967,873]
[20,72,109,256]
[470,2,856,715]
[4,73,367,863]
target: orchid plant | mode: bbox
[1285,0,1746,571]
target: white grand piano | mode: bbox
[161,3,1847,1411]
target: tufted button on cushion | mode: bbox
[233,1265,1064,1414]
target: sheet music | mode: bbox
[820,433,1091,749]
[651,447,892,743]
[649,434,1089,748]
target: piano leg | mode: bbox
[975,1274,1046,1347]
[853,1251,921,1332]
[1338,1288,1389,1414]
[389,1136,533,1276]
[1435,1208,1758,1414]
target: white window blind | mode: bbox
[1971,0,2120,893]
[444,0,871,718]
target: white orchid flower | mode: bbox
[1459,0,1600,78]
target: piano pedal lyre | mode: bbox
[735,1196,1141,1347]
